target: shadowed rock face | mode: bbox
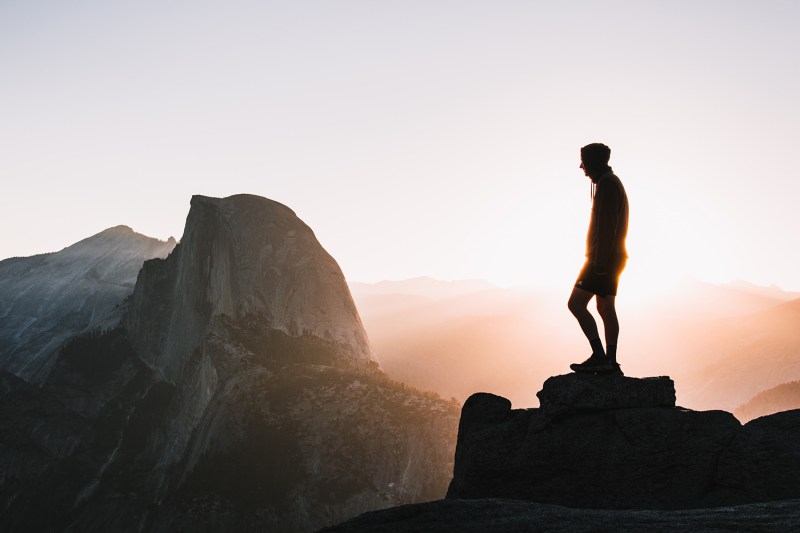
[716,410,800,502]
[446,373,800,509]
[0,357,458,533]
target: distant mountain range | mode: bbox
[676,297,800,411]
[350,276,800,412]
[736,381,800,423]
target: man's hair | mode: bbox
[581,143,611,173]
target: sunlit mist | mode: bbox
[2,1,800,294]
[351,277,800,417]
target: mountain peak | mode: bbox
[90,224,132,236]
[64,225,175,255]
[126,193,376,382]
[190,193,297,215]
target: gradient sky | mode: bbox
[3,1,800,291]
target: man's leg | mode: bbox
[568,286,604,357]
[596,295,619,362]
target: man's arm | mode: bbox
[591,181,622,272]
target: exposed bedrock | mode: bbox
[125,194,376,383]
[119,194,381,486]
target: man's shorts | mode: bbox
[574,257,627,297]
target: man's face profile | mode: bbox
[580,158,590,177]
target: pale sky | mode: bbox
[3,1,800,291]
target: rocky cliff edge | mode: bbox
[326,372,800,531]
[446,373,800,509]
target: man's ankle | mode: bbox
[589,338,605,357]
[607,344,617,363]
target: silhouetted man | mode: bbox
[568,143,629,375]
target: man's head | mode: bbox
[580,143,611,179]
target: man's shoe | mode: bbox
[570,354,613,373]
[596,362,624,376]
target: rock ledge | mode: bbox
[536,373,676,417]
[446,373,800,510]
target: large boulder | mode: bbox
[716,409,800,503]
[446,373,800,509]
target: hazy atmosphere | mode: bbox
[3,1,800,292]
[4,3,800,530]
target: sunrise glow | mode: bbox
[2,1,799,293]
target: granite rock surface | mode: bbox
[0,195,456,532]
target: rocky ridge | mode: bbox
[735,380,800,422]
[0,226,175,381]
[0,195,457,532]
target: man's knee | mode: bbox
[568,294,587,316]
[596,297,616,319]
